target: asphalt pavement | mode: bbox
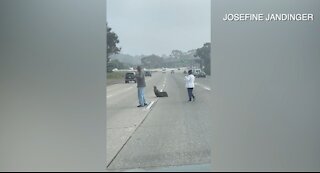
[106,70,213,171]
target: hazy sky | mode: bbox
[107,0,210,56]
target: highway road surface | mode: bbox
[106,70,213,171]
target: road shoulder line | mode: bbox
[107,98,159,169]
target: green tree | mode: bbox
[194,42,211,75]
[107,23,121,63]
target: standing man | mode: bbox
[136,66,148,107]
[185,69,195,102]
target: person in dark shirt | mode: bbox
[136,66,148,107]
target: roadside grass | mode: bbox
[107,71,126,86]
[107,71,126,79]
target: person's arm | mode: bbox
[191,75,195,83]
[185,75,191,81]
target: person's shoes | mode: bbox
[137,105,144,107]
[144,103,148,106]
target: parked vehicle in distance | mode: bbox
[192,69,201,75]
[162,68,166,73]
[195,71,206,78]
[145,71,152,77]
[171,70,175,74]
[125,72,136,83]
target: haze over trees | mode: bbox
[141,55,164,68]
[110,54,143,66]
[106,23,210,74]
[107,45,210,74]
[170,50,183,59]
[138,49,202,69]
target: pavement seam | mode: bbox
[106,98,160,169]
[107,126,137,130]
[106,162,212,171]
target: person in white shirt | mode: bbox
[185,70,195,101]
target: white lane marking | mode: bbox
[145,101,155,110]
[160,84,165,92]
[160,75,167,92]
[195,82,211,91]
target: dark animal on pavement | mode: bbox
[154,86,168,97]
